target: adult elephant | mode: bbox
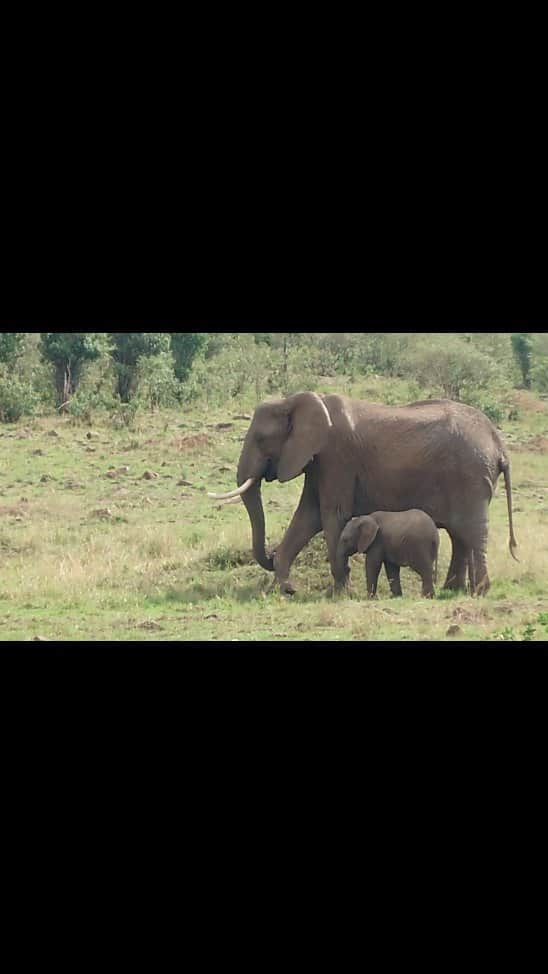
[209,392,518,595]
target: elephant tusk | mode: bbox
[208,477,255,500]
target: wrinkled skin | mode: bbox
[232,392,518,596]
[336,511,440,598]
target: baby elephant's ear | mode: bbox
[357,517,379,553]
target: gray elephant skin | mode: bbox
[336,511,440,598]
[210,392,518,596]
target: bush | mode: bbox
[0,370,39,423]
[110,399,140,429]
[181,335,273,407]
[531,356,548,394]
[66,386,117,424]
[135,352,180,410]
[462,391,506,424]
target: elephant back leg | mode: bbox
[468,550,477,594]
[460,508,491,596]
[470,536,490,595]
[384,560,403,597]
[417,562,435,598]
[444,533,468,591]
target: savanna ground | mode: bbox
[1,376,547,642]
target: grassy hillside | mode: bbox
[0,376,547,642]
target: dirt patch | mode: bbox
[512,390,548,413]
[449,605,492,624]
[512,435,548,453]
[169,434,211,450]
[0,505,28,518]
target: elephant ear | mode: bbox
[357,518,379,553]
[278,393,332,482]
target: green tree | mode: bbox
[0,332,26,365]
[39,333,110,407]
[511,333,533,388]
[170,333,208,382]
[109,332,171,401]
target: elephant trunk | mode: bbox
[240,479,275,572]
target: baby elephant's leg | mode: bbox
[418,561,435,598]
[365,547,383,598]
[384,560,403,597]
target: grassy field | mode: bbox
[1,378,547,642]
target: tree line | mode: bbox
[0,330,546,423]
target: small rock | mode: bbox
[20,497,29,503]
[32,448,44,456]
[137,620,163,631]
[205,613,219,620]
[40,474,54,483]
[47,430,59,438]
[142,470,159,480]
[177,479,194,487]
[31,635,49,641]
[144,497,153,505]
[232,414,251,420]
[215,422,233,430]
[92,508,113,518]
[85,447,96,453]
[86,431,100,439]
[446,624,463,637]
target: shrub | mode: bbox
[0,370,39,423]
[181,335,273,407]
[110,399,140,429]
[531,356,548,394]
[135,352,180,410]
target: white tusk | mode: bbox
[208,477,255,500]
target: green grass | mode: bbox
[1,381,547,642]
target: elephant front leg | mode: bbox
[322,509,352,594]
[365,546,383,598]
[272,489,322,595]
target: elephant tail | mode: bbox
[500,457,519,562]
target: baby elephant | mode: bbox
[336,510,440,598]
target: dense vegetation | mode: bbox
[0,330,547,426]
